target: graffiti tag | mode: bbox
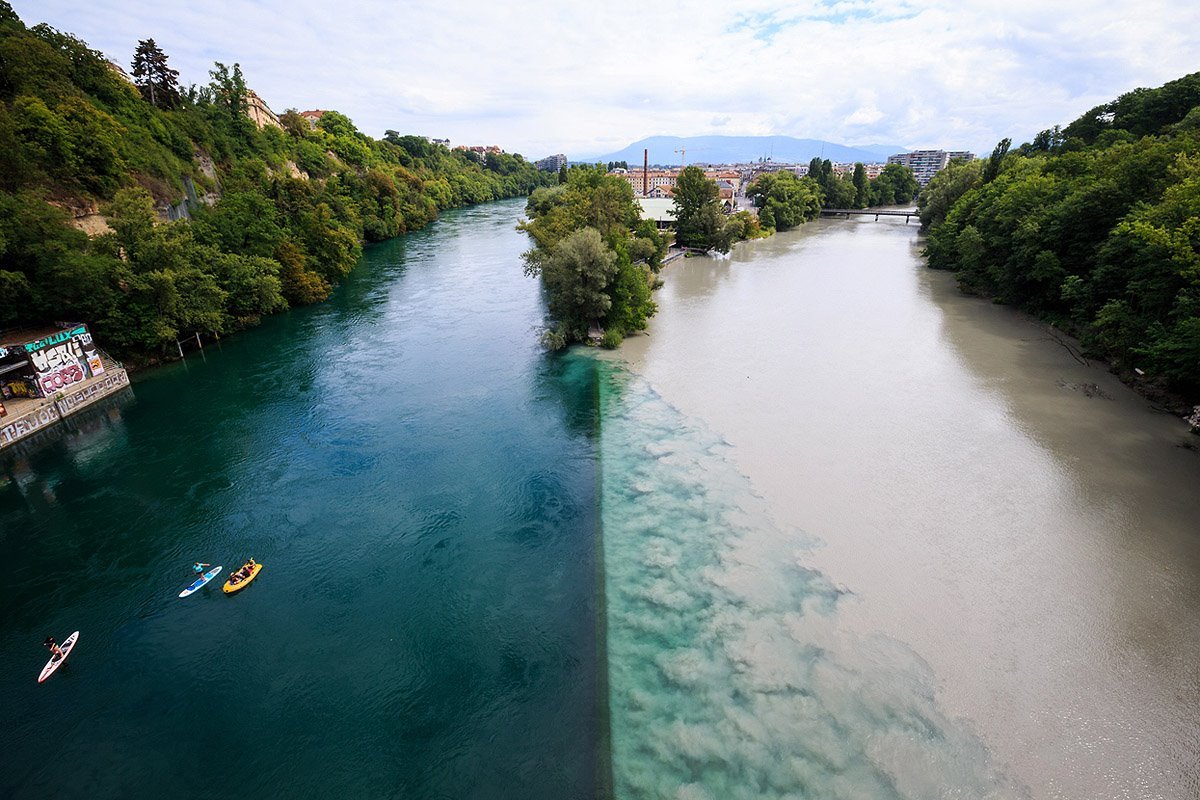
[29,339,85,373]
[23,325,87,353]
[38,364,86,395]
[0,404,61,445]
[56,370,129,415]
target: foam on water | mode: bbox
[599,362,1028,799]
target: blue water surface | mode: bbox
[0,200,604,800]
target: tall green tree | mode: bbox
[541,227,616,335]
[852,163,869,208]
[982,137,1011,183]
[206,61,254,145]
[673,165,733,251]
[130,38,180,108]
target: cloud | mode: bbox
[11,0,1200,159]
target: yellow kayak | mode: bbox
[222,562,262,594]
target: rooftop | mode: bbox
[636,198,677,222]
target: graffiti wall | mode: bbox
[24,325,103,397]
[0,403,62,447]
[0,368,132,451]
[55,370,129,415]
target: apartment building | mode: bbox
[536,154,567,172]
[886,149,975,185]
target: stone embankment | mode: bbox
[0,363,131,451]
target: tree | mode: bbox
[672,166,725,250]
[130,39,180,109]
[918,159,983,228]
[104,187,157,263]
[853,163,869,208]
[541,227,616,337]
[869,163,918,206]
[207,61,254,143]
[279,109,309,139]
[982,137,1011,183]
[808,157,823,183]
[747,171,822,231]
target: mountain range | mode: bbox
[582,136,912,167]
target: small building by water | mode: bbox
[0,323,131,451]
[636,198,678,230]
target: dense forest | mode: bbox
[0,2,554,361]
[919,72,1200,407]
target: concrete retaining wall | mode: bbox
[0,368,131,451]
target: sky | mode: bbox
[10,0,1200,161]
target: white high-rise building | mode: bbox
[886,150,975,185]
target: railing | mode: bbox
[820,208,918,222]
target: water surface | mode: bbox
[0,200,604,800]
[6,203,1198,800]
[611,217,1200,799]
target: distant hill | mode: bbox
[584,136,910,166]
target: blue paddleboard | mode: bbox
[179,566,223,598]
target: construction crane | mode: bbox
[674,146,705,167]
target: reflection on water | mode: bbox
[0,390,135,515]
[599,364,1025,799]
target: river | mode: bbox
[0,200,605,800]
[2,201,1197,799]
[608,217,1200,799]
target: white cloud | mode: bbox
[11,0,1200,159]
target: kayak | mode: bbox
[179,566,223,598]
[222,562,262,594]
[38,631,79,683]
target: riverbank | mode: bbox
[944,274,1200,426]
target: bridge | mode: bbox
[820,208,918,223]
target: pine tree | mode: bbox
[131,39,180,108]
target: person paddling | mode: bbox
[43,635,64,661]
[192,562,211,574]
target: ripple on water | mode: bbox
[598,364,1029,800]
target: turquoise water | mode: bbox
[0,200,604,799]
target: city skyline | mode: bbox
[11,0,1200,160]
